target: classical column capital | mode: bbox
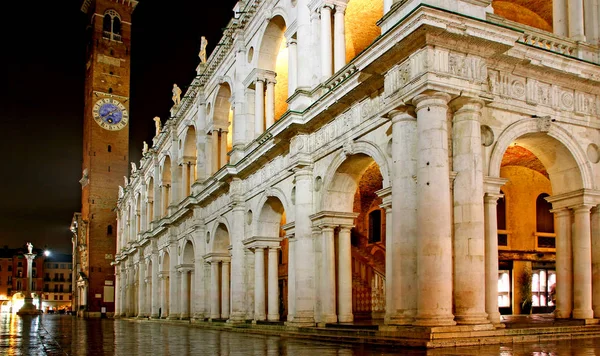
[412,91,452,111]
[449,96,484,114]
[387,106,416,123]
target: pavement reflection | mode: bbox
[2,314,600,355]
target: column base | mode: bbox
[486,311,502,325]
[337,314,354,323]
[555,308,572,319]
[150,314,160,319]
[321,314,338,324]
[385,314,415,326]
[573,309,594,319]
[267,314,280,322]
[454,312,490,325]
[286,314,315,327]
[137,315,148,319]
[167,315,179,320]
[413,313,456,326]
[228,313,246,323]
[253,314,266,322]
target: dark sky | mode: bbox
[0,0,238,254]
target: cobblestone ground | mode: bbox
[2,313,600,355]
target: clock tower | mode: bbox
[75,0,137,317]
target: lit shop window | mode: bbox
[532,269,556,307]
[498,270,511,307]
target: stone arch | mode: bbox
[256,196,286,237]
[254,186,294,230]
[160,250,170,272]
[488,120,592,193]
[212,83,232,127]
[181,239,195,265]
[256,14,289,120]
[320,140,390,212]
[210,222,231,254]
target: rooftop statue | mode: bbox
[172,84,182,106]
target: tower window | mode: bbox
[536,193,554,233]
[107,225,113,235]
[108,145,112,152]
[102,10,122,41]
[108,88,113,94]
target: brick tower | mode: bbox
[75,0,137,317]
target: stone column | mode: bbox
[483,179,505,325]
[168,258,179,319]
[451,98,488,325]
[267,247,280,321]
[145,275,151,317]
[196,103,207,181]
[265,79,276,129]
[121,269,127,317]
[291,167,315,325]
[210,261,220,319]
[592,206,600,317]
[182,163,190,198]
[320,5,333,80]
[254,247,266,321]
[387,107,417,325]
[140,190,148,232]
[337,226,353,323]
[296,0,311,90]
[212,130,219,174]
[180,269,190,319]
[160,274,168,318]
[189,163,196,190]
[333,4,346,72]
[204,262,211,319]
[568,0,586,41]
[553,0,568,36]
[229,195,247,323]
[413,92,455,326]
[115,269,121,317]
[221,260,230,319]
[321,226,337,323]
[151,254,159,318]
[553,208,572,318]
[153,162,161,222]
[572,205,593,319]
[287,38,298,97]
[254,79,265,137]
[161,185,169,218]
[287,237,296,322]
[138,262,146,317]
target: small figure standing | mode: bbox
[142,141,149,155]
[172,84,182,106]
[131,162,137,174]
[153,117,162,136]
[26,242,33,254]
[199,36,208,64]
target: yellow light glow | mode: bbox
[275,40,289,121]
[345,0,383,62]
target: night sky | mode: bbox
[0,0,238,253]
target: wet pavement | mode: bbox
[3,313,600,355]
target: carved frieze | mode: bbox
[488,69,599,117]
[385,48,487,98]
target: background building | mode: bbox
[0,246,47,313]
[42,254,73,313]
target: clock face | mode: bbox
[92,98,129,131]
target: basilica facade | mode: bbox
[112,0,600,329]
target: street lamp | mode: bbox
[44,250,50,257]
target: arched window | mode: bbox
[102,10,122,41]
[536,193,554,233]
